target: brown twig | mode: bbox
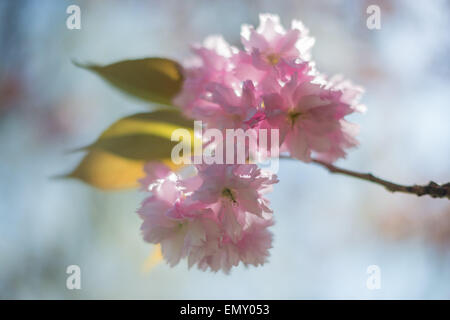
[281,156,450,199]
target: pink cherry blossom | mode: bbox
[192,163,278,241]
[237,215,273,267]
[137,174,220,267]
[321,74,366,113]
[138,162,171,191]
[173,35,239,116]
[240,14,315,78]
[137,163,278,272]
[196,215,273,273]
[261,72,360,162]
[140,14,366,273]
[191,80,258,132]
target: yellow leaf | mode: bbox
[68,150,145,190]
[75,58,184,106]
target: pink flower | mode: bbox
[240,14,314,78]
[137,174,220,267]
[191,80,258,131]
[261,72,360,162]
[321,74,366,113]
[173,36,239,116]
[141,13,366,273]
[137,164,277,272]
[138,162,171,191]
[196,215,274,273]
[192,164,278,241]
[237,215,273,267]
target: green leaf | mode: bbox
[81,109,195,160]
[75,58,184,106]
[65,109,194,189]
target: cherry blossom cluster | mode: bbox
[174,13,365,162]
[137,14,365,272]
[138,162,277,272]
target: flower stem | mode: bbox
[281,156,450,199]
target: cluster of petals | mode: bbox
[138,14,365,272]
[137,162,277,273]
[174,13,365,162]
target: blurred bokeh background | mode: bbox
[0,0,449,299]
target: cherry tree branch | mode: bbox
[281,156,450,199]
